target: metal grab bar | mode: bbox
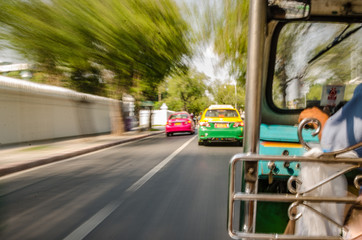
[228,153,362,240]
[297,118,362,156]
[229,153,362,164]
[233,193,357,203]
[297,118,321,151]
[354,175,362,189]
[287,201,346,230]
[287,165,359,195]
[230,231,342,240]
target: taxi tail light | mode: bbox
[233,122,244,127]
[200,122,210,127]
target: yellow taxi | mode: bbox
[198,105,244,145]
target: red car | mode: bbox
[165,112,195,136]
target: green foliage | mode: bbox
[306,84,322,100]
[274,23,361,109]
[214,0,248,84]
[201,0,249,85]
[4,71,21,78]
[182,0,248,86]
[68,68,106,96]
[273,23,312,108]
[306,24,361,85]
[211,79,245,109]
[0,0,192,98]
[161,69,212,114]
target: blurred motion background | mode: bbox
[0,0,248,143]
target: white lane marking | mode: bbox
[63,201,120,240]
[126,135,196,193]
[63,135,197,240]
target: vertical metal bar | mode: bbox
[228,157,237,238]
[242,0,267,234]
[244,1,265,153]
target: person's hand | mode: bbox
[298,107,329,140]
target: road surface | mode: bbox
[0,132,243,240]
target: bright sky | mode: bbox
[178,0,230,82]
[192,45,230,82]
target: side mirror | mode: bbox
[268,0,310,20]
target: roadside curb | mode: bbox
[0,131,164,177]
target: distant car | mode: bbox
[165,112,195,136]
[198,105,244,145]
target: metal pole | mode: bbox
[244,0,265,154]
[242,0,266,233]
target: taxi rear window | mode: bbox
[169,114,188,119]
[205,109,238,117]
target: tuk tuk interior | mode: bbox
[228,0,362,239]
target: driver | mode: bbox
[286,83,362,237]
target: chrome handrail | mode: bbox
[287,202,345,230]
[287,165,358,195]
[228,153,362,240]
[297,118,321,151]
[297,118,362,156]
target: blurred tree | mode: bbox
[306,84,323,101]
[0,0,192,98]
[211,79,245,109]
[161,69,212,114]
[213,0,248,85]
[273,23,311,108]
[273,23,360,108]
[197,0,249,86]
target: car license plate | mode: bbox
[175,123,181,126]
[216,123,228,128]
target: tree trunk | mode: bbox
[110,100,124,135]
[148,106,153,130]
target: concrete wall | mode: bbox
[139,103,174,127]
[0,76,120,145]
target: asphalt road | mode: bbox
[0,132,243,240]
